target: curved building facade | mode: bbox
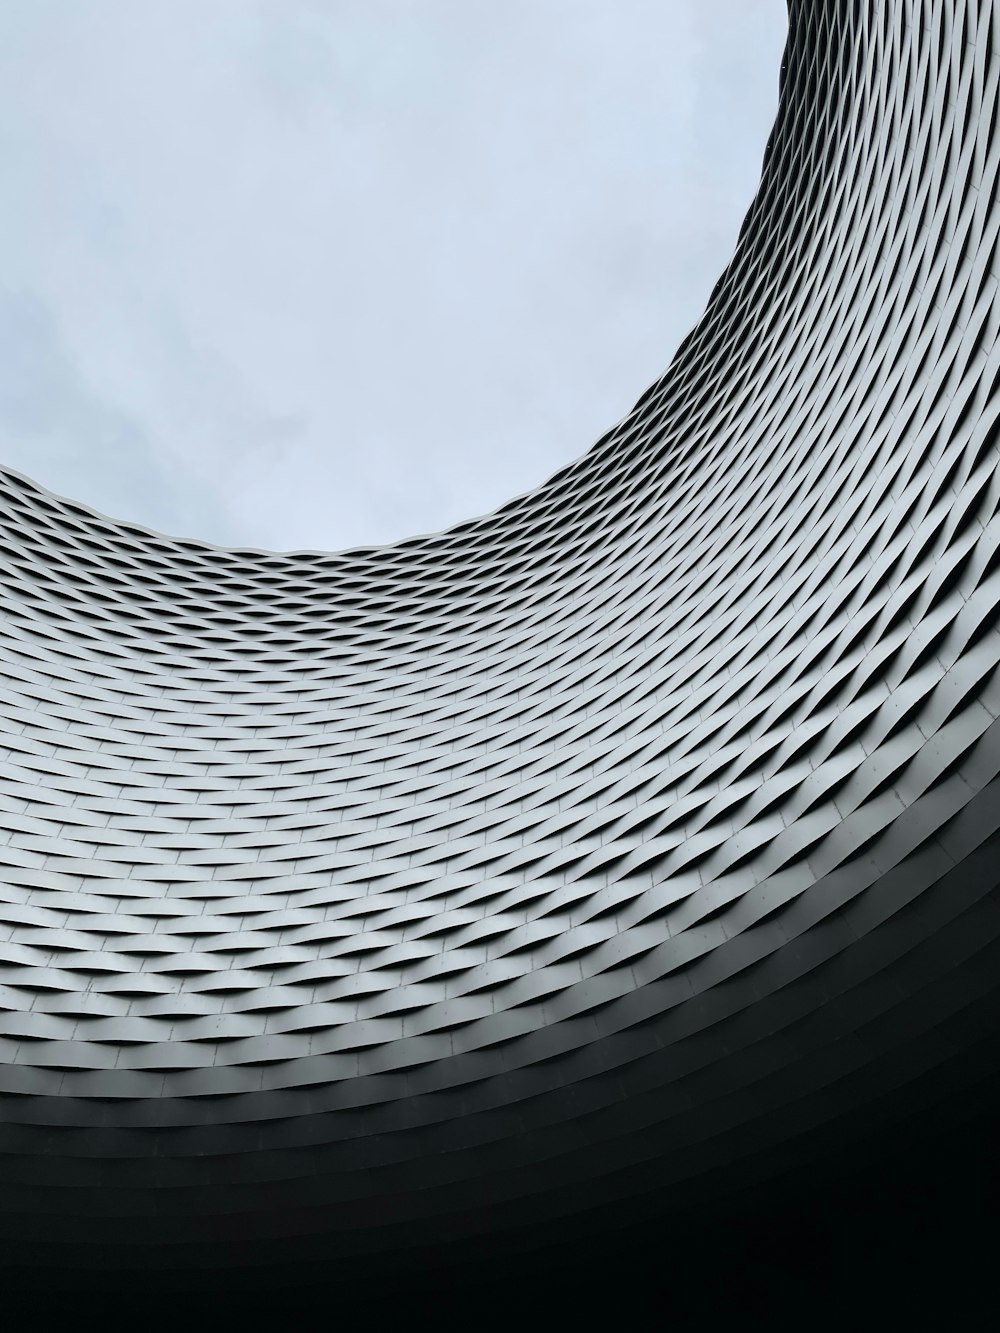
[1,0,1000,1282]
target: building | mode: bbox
[0,0,998,1292]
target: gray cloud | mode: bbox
[0,0,786,551]
[0,288,233,538]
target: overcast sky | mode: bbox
[0,1,786,552]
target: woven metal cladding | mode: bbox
[2,0,1000,1278]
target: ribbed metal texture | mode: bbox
[1,0,999,1278]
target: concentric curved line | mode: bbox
[1,0,999,1280]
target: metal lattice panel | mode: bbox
[1,0,1000,1277]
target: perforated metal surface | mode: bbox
[2,0,1000,1278]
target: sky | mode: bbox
[0,1,787,552]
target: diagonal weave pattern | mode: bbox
[1,0,1000,1277]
